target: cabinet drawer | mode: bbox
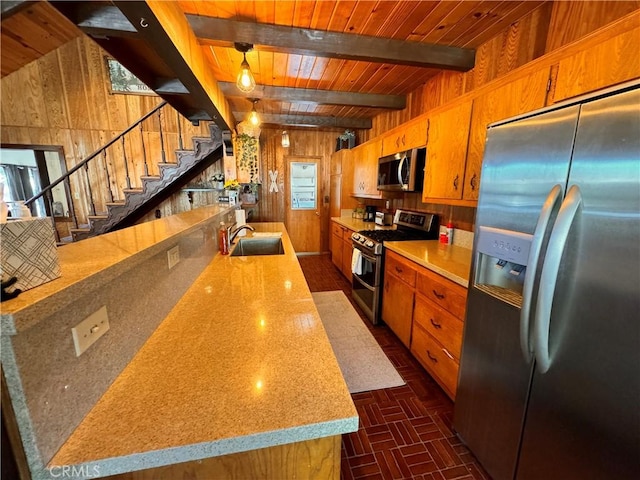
[414,294,463,359]
[411,323,459,399]
[416,268,467,319]
[385,250,417,287]
[332,222,345,237]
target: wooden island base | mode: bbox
[107,435,341,480]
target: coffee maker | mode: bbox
[364,205,376,222]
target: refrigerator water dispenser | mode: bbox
[474,226,532,307]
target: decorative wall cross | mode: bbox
[269,170,279,193]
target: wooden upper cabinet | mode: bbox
[464,68,551,202]
[381,117,428,157]
[353,138,382,197]
[422,101,473,202]
[339,149,358,211]
[552,26,640,103]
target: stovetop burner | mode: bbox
[356,229,427,242]
[351,209,439,255]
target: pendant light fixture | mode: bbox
[248,99,261,127]
[281,130,290,148]
[235,42,256,93]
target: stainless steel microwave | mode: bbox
[377,147,425,192]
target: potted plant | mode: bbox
[224,179,240,205]
[211,173,225,190]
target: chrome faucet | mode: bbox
[229,224,255,247]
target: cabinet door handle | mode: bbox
[470,173,478,190]
[432,289,445,300]
[401,134,406,146]
[430,318,442,329]
[395,266,403,274]
[453,175,459,190]
[426,350,438,363]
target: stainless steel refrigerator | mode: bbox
[454,80,640,480]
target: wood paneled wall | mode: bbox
[361,1,639,141]
[1,35,212,234]
[258,127,343,251]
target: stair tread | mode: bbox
[106,201,125,206]
[141,175,161,180]
[69,228,91,233]
[88,215,108,220]
[158,162,178,167]
[123,188,143,193]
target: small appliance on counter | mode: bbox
[364,205,376,222]
[375,211,393,226]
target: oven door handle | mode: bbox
[353,273,376,292]
[353,248,378,264]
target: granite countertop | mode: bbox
[47,223,359,477]
[1,204,235,334]
[384,240,473,287]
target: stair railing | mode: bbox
[24,101,187,242]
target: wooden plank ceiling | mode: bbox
[180,0,547,125]
[2,1,548,128]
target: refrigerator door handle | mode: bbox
[520,184,563,362]
[534,185,582,373]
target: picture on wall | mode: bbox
[106,58,155,95]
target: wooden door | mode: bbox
[285,156,322,253]
[422,101,473,201]
[464,68,550,201]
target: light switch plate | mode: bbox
[167,245,180,269]
[72,306,110,357]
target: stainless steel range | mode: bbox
[351,209,439,324]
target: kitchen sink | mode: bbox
[230,237,285,256]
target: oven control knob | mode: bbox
[360,237,367,244]
[365,240,375,248]
[352,233,360,241]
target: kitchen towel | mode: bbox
[351,249,363,275]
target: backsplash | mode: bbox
[349,193,477,233]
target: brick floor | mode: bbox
[297,254,490,480]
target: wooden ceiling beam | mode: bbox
[1,1,33,20]
[49,2,137,37]
[188,15,475,72]
[219,82,405,109]
[233,113,372,129]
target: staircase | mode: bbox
[25,102,225,243]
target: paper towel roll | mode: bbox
[235,209,247,237]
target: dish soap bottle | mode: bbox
[218,222,229,255]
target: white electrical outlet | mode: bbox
[72,306,110,357]
[167,245,180,269]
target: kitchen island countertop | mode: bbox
[38,223,358,477]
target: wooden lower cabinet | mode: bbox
[107,435,341,480]
[381,271,415,348]
[331,222,343,270]
[330,220,354,280]
[411,322,460,399]
[381,249,467,400]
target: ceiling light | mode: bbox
[235,42,256,93]
[248,99,260,126]
[281,131,290,148]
